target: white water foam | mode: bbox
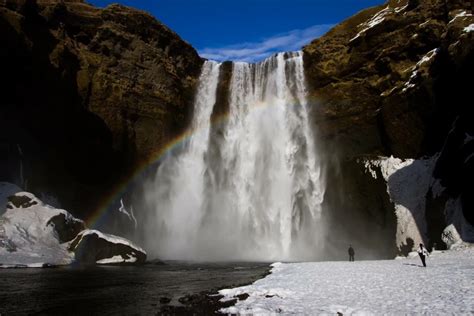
[143,53,324,261]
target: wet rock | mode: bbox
[46,213,86,243]
[237,293,249,301]
[69,229,146,264]
[159,297,171,304]
[7,194,38,209]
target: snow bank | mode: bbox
[219,247,474,315]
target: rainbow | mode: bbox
[85,99,307,229]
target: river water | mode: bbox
[0,262,269,315]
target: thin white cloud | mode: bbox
[199,24,334,62]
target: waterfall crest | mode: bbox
[143,52,325,261]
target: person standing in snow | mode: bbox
[348,245,355,262]
[417,243,429,267]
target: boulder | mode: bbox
[0,192,77,266]
[0,191,146,267]
[69,229,146,264]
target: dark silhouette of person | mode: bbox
[348,245,355,262]
[417,243,429,267]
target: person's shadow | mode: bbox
[402,263,424,267]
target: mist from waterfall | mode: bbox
[142,52,325,261]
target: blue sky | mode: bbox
[89,0,385,62]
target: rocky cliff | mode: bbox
[0,0,203,217]
[303,0,474,254]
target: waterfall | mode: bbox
[143,52,325,261]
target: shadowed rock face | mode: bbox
[303,0,474,254]
[47,212,86,243]
[69,230,147,264]
[0,0,203,217]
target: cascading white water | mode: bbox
[143,52,325,261]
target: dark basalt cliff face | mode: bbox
[0,0,203,216]
[304,0,474,253]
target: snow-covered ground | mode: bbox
[219,246,474,315]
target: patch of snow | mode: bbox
[401,49,439,92]
[419,20,430,27]
[118,198,138,229]
[416,48,439,67]
[75,229,146,254]
[96,255,137,264]
[402,82,416,92]
[350,3,409,42]
[350,7,391,42]
[449,11,472,24]
[402,70,418,92]
[380,86,398,97]
[220,248,474,315]
[464,24,474,33]
[394,3,408,13]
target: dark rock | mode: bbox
[0,0,203,218]
[7,194,38,208]
[69,230,146,264]
[46,213,86,243]
[236,293,249,301]
[159,297,171,304]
